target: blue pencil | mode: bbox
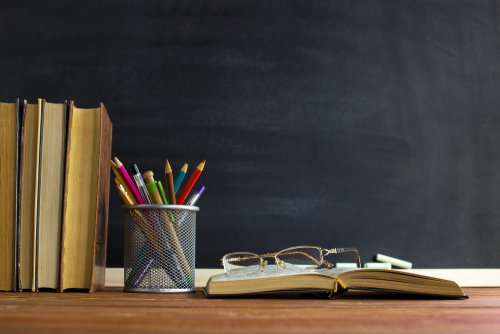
[174,163,188,194]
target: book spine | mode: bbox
[89,103,113,293]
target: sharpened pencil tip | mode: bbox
[165,160,172,173]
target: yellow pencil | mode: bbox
[115,178,135,204]
[111,160,137,204]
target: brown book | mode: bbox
[0,99,20,292]
[203,267,467,299]
[59,102,112,293]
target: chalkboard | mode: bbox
[2,0,500,268]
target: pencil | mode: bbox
[111,160,137,204]
[174,163,188,194]
[114,157,144,204]
[177,160,205,205]
[157,181,168,204]
[164,160,176,205]
[115,178,135,205]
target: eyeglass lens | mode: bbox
[223,253,261,275]
[275,247,322,270]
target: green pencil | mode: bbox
[156,181,168,204]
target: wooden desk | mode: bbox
[0,288,499,333]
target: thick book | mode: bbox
[59,102,112,293]
[0,99,20,292]
[203,267,467,299]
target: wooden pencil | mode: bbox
[174,163,188,194]
[177,160,205,205]
[111,160,137,204]
[164,160,176,205]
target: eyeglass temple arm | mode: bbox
[220,252,279,266]
[325,248,362,268]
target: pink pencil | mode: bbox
[114,157,144,204]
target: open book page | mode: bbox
[210,265,321,283]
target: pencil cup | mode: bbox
[122,204,198,293]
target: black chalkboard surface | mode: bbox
[2,1,500,268]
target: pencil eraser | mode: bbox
[197,185,205,195]
[335,263,358,268]
[364,262,392,269]
[376,254,412,269]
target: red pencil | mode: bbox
[177,160,205,205]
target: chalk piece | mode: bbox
[376,254,412,269]
[364,262,392,269]
[335,263,358,268]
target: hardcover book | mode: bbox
[59,102,112,293]
[0,100,20,292]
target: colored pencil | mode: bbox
[177,160,205,205]
[157,181,168,204]
[174,163,188,194]
[114,157,144,204]
[111,160,137,204]
[164,160,176,205]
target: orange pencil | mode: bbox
[177,160,205,205]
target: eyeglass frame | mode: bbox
[221,246,361,274]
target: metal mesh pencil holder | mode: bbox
[122,204,199,293]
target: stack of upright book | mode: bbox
[0,99,112,293]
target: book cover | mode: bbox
[0,99,20,292]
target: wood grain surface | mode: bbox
[0,288,498,333]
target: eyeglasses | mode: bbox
[221,246,361,275]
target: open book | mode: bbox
[203,266,467,299]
